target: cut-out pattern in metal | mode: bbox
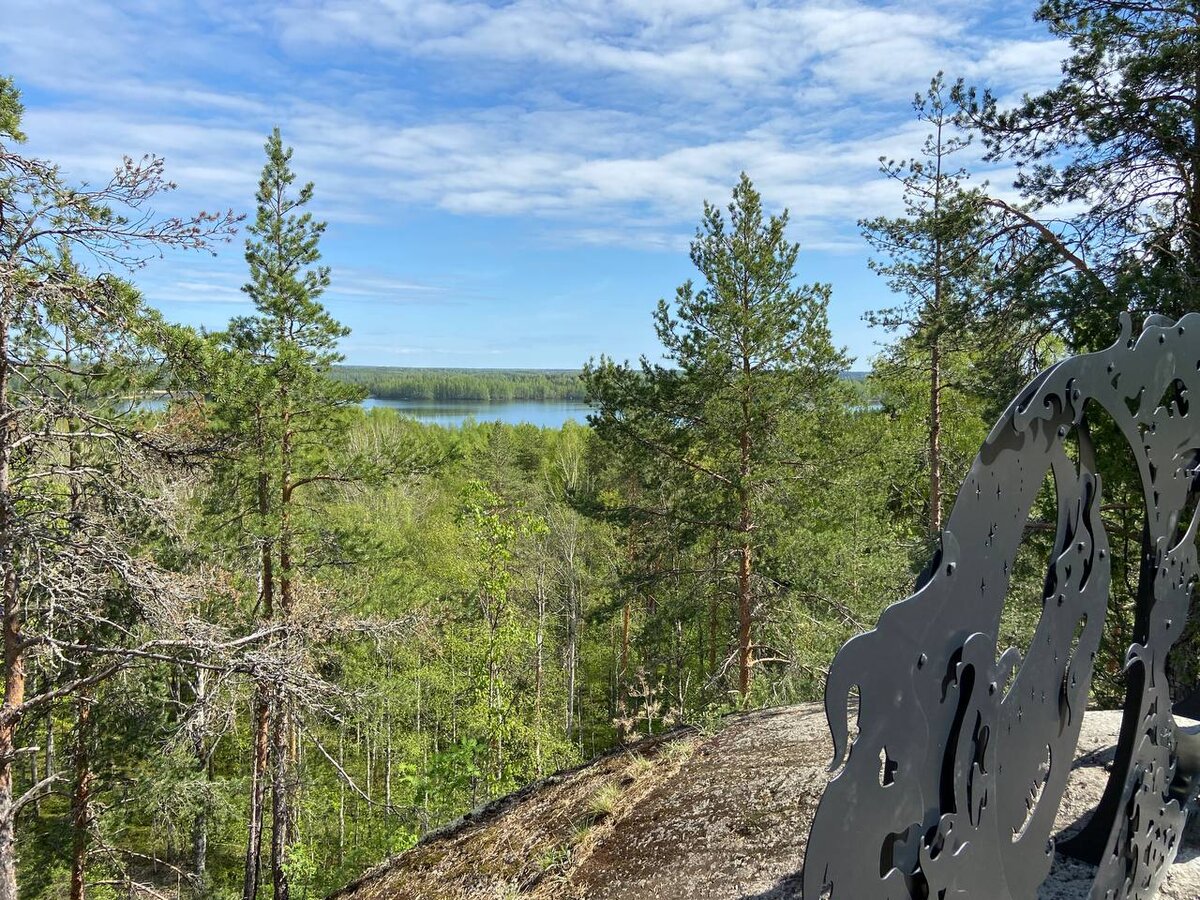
[803,314,1200,900]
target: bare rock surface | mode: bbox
[566,705,824,899]
[1037,713,1200,900]
[331,704,1199,900]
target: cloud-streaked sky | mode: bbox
[2,0,1065,368]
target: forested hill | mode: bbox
[333,367,587,401]
[331,366,871,402]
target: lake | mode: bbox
[135,395,591,428]
[362,397,593,428]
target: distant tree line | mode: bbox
[331,366,872,406]
[332,367,588,402]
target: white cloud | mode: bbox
[4,0,1068,251]
[272,0,959,99]
[328,269,453,303]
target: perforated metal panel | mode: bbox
[803,314,1200,900]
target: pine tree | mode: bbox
[584,174,849,701]
[955,0,1200,709]
[0,75,239,900]
[206,128,363,900]
[860,73,993,538]
[957,0,1200,348]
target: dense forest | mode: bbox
[331,368,587,402]
[3,2,1200,899]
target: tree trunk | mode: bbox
[737,534,753,699]
[68,402,89,900]
[573,572,585,753]
[241,695,270,900]
[534,568,545,777]
[929,126,945,539]
[257,473,273,618]
[737,365,754,699]
[337,729,345,865]
[69,689,93,900]
[565,604,577,740]
[243,464,274,900]
[193,795,208,900]
[620,601,630,685]
[274,411,297,893]
[929,338,943,536]
[271,700,290,900]
[0,307,24,900]
[42,698,53,808]
[1188,59,1200,290]
[365,728,373,809]
[385,703,393,811]
[708,541,719,677]
[191,669,210,899]
[0,757,15,900]
[674,620,685,717]
[620,520,635,703]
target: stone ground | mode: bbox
[331,704,1200,900]
[1036,712,1200,900]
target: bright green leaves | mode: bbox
[454,479,551,795]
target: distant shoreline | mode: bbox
[332,366,870,403]
[333,365,870,375]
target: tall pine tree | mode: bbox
[585,174,848,701]
[206,128,363,900]
[860,73,993,539]
[955,0,1200,708]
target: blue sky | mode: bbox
[2,0,1066,369]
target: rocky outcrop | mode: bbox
[331,705,1200,899]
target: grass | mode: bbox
[587,782,623,818]
[571,820,593,845]
[660,737,696,765]
[536,845,571,873]
[627,754,655,779]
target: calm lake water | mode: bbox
[362,397,593,428]
[137,396,591,428]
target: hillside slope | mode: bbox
[331,705,1199,900]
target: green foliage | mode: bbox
[861,73,992,360]
[0,75,26,143]
[957,0,1200,704]
[18,7,1200,892]
[0,72,239,900]
[282,844,318,900]
[585,172,851,704]
[202,127,369,595]
[958,0,1200,349]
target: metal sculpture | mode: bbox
[803,314,1200,900]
